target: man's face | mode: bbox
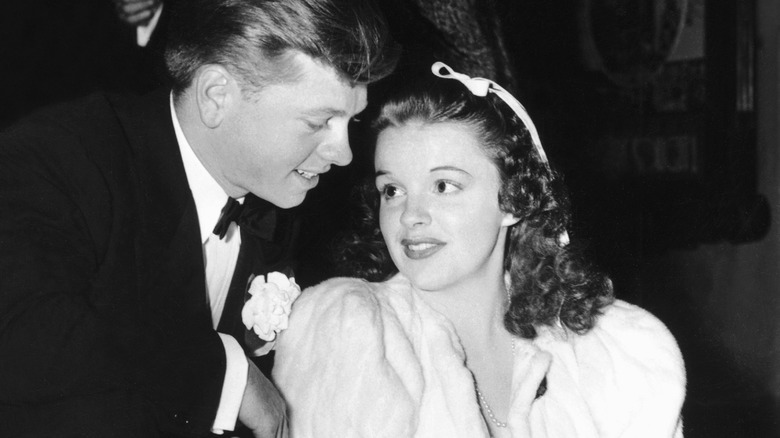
[217,53,367,208]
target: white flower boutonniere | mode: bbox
[242,272,301,342]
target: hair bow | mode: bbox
[431,62,548,166]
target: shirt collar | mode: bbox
[171,94,242,244]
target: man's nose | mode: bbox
[318,126,353,166]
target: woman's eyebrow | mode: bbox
[376,166,473,177]
[431,165,472,176]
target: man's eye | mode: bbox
[305,119,329,131]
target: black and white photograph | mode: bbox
[1,0,778,437]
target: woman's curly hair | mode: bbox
[334,77,614,339]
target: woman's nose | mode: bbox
[399,195,431,228]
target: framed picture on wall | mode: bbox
[569,0,767,251]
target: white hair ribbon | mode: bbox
[431,62,570,246]
[431,61,549,166]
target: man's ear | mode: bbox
[194,64,237,129]
[501,213,520,227]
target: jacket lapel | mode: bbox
[216,229,256,339]
[111,90,212,330]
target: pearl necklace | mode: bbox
[475,338,516,429]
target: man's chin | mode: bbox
[263,192,307,209]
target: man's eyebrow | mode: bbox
[301,107,348,117]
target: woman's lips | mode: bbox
[401,238,445,260]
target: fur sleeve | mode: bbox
[272,278,424,437]
[570,300,686,437]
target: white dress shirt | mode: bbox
[171,95,248,434]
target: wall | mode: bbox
[632,0,780,435]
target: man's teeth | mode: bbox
[296,170,317,179]
[408,243,436,251]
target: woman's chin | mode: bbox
[402,270,452,293]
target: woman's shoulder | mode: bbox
[302,276,374,300]
[597,299,677,336]
[592,300,683,364]
[535,299,685,437]
[291,277,380,325]
[564,299,685,384]
[297,275,404,309]
[288,275,418,334]
[539,300,682,361]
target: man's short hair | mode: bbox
[164,0,397,94]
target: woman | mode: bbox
[272,63,686,437]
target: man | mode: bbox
[0,0,396,436]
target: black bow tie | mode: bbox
[213,195,277,241]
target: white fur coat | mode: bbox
[273,274,685,437]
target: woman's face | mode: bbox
[375,121,517,292]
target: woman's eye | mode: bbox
[435,180,460,194]
[379,184,403,199]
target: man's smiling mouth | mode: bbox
[296,169,318,180]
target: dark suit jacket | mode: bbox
[0,90,296,437]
